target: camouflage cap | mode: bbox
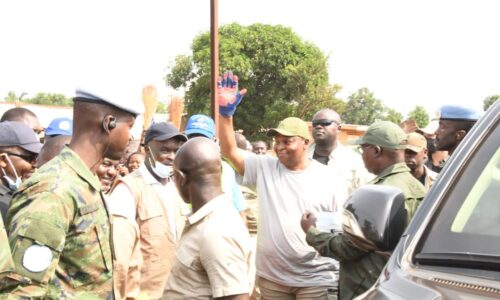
[350,121,407,150]
[406,132,427,153]
[267,117,310,140]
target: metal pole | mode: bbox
[210,0,219,138]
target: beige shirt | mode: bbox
[165,194,254,299]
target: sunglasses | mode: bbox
[4,151,37,164]
[312,119,340,127]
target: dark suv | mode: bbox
[360,101,500,299]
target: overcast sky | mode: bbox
[1,0,498,116]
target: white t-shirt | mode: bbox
[243,155,348,287]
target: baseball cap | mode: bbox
[144,122,187,145]
[350,121,407,150]
[45,117,73,137]
[0,121,43,153]
[75,86,144,116]
[406,132,427,153]
[267,117,310,140]
[437,105,482,121]
[184,114,215,139]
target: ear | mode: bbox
[102,115,116,134]
[0,154,7,169]
[456,130,466,141]
[372,146,383,157]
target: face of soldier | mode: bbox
[405,148,427,172]
[273,134,309,170]
[434,120,459,152]
[104,115,136,161]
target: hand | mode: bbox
[301,212,317,233]
[218,71,247,117]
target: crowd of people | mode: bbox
[0,72,483,300]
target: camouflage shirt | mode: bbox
[2,147,113,299]
[369,162,426,226]
[0,213,15,286]
[306,227,388,300]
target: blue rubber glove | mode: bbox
[218,71,247,117]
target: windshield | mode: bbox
[414,119,500,271]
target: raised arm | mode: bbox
[218,71,247,176]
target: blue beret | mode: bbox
[75,87,144,116]
[46,117,73,137]
[438,105,482,121]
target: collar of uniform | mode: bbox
[371,162,410,183]
[60,146,101,192]
[187,193,228,225]
[138,162,162,185]
[423,164,438,181]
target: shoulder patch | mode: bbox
[22,245,52,272]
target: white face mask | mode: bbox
[1,154,22,191]
[147,148,173,179]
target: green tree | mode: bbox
[4,91,19,102]
[26,93,72,106]
[165,55,195,92]
[407,105,429,128]
[156,101,167,113]
[342,88,385,125]
[165,23,339,139]
[483,95,499,111]
[383,108,404,124]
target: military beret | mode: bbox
[437,105,482,121]
[75,87,144,116]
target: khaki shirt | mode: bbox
[3,147,113,299]
[369,162,426,226]
[165,194,254,299]
[423,165,438,192]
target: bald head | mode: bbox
[173,137,223,207]
[313,108,341,124]
[1,107,42,133]
[175,137,222,178]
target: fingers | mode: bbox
[239,88,247,96]
[222,72,228,88]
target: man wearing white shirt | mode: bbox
[308,109,371,200]
[108,122,189,300]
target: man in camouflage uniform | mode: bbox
[350,121,426,226]
[2,88,143,299]
[0,215,14,290]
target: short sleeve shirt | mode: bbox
[164,194,254,299]
[243,155,348,287]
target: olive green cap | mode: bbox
[350,121,407,149]
[267,117,310,140]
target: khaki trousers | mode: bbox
[258,277,338,300]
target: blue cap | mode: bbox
[184,114,215,139]
[75,86,144,116]
[45,117,73,137]
[438,105,482,121]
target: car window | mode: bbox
[414,119,500,271]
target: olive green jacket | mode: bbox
[306,227,388,299]
[2,147,113,299]
[369,162,426,226]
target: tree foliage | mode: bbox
[341,88,385,125]
[383,108,404,124]
[3,92,72,106]
[407,105,429,128]
[483,95,499,111]
[165,23,343,139]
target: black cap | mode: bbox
[0,121,43,153]
[144,122,187,145]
